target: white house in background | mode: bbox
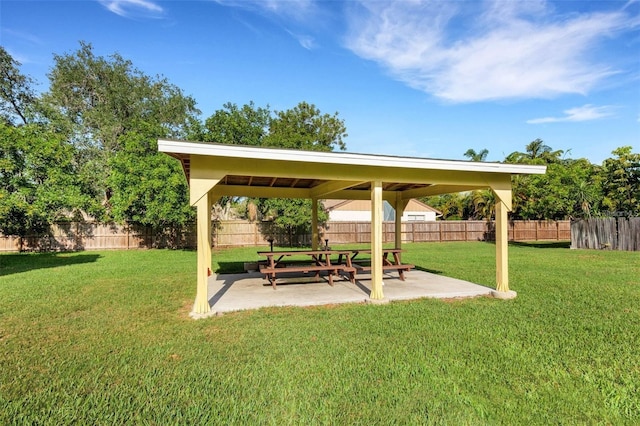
[324,199,441,222]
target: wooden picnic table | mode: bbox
[339,248,414,281]
[257,248,414,288]
[257,250,355,289]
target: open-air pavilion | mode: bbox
[158,139,546,317]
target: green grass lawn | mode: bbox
[1,242,639,424]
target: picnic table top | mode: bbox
[257,248,404,256]
[349,248,404,253]
[257,249,352,256]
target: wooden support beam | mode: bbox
[312,198,319,250]
[193,193,212,314]
[395,193,409,250]
[370,180,384,300]
[495,199,510,293]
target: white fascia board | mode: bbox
[158,139,547,175]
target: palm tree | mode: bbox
[471,189,496,220]
[506,139,563,164]
[463,148,489,162]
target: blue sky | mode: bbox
[1,0,639,163]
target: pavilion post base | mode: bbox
[491,290,517,300]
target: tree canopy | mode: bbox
[0,44,638,246]
[197,101,344,239]
[40,42,200,226]
[426,141,638,221]
[0,47,37,125]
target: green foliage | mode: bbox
[0,46,36,125]
[3,43,638,233]
[601,146,640,215]
[258,198,328,245]
[263,101,347,152]
[198,101,270,146]
[39,42,200,226]
[463,148,489,162]
[506,138,564,164]
[0,123,96,245]
[470,189,496,220]
[1,244,639,424]
[198,101,347,153]
[199,101,346,233]
[511,158,603,220]
[431,141,629,221]
[107,131,193,227]
[423,193,469,220]
[44,42,199,152]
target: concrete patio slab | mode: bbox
[201,269,493,316]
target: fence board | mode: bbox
[1,219,572,252]
[571,217,639,251]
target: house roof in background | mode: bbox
[325,199,441,215]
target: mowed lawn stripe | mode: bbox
[1,242,638,424]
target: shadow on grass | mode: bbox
[414,266,444,274]
[216,261,248,274]
[0,253,102,277]
[509,241,571,249]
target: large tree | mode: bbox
[510,157,602,220]
[263,101,347,151]
[107,128,193,229]
[0,46,36,125]
[259,101,345,241]
[198,101,270,146]
[0,122,95,250]
[199,101,347,242]
[601,146,640,216]
[463,148,492,219]
[41,42,200,226]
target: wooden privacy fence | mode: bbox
[212,220,570,247]
[0,222,196,252]
[1,220,570,252]
[571,217,640,251]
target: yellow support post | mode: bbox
[394,193,409,250]
[370,180,384,300]
[194,192,212,314]
[495,200,509,292]
[312,198,319,250]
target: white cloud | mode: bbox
[215,0,322,49]
[287,31,316,50]
[527,104,617,124]
[214,0,317,22]
[2,29,42,46]
[345,0,637,102]
[98,0,164,18]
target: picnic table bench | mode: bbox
[257,248,414,288]
[257,250,356,289]
[342,248,414,281]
